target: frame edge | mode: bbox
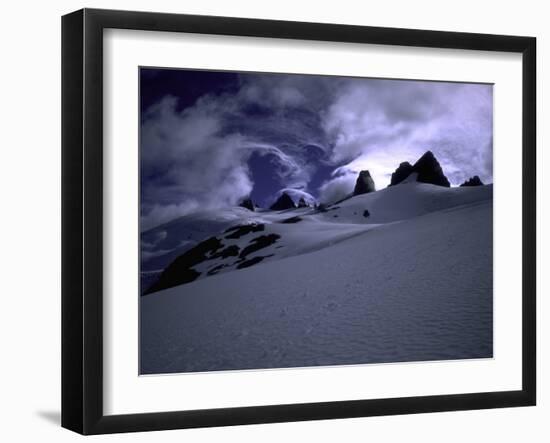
[62,8,538,434]
[521,36,537,406]
[61,8,85,435]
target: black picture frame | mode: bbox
[62,8,536,435]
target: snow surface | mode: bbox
[140,182,493,374]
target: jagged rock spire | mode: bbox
[390,151,450,187]
[460,176,484,187]
[413,151,450,187]
[239,198,255,211]
[270,192,296,210]
[390,162,414,186]
[353,170,376,196]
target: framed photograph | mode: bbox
[62,8,536,435]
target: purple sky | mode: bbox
[140,68,493,230]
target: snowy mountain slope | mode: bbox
[316,181,492,225]
[142,182,492,294]
[140,189,493,374]
[140,207,265,288]
[141,205,316,273]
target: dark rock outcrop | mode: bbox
[413,151,450,187]
[363,209,370,218]
[239,198,255,211]
[144,236,224,295]
[316,203,328,213]
[280,216,303,224]
[353,170,376,195]
[390,162,414,186]
[208,244,240,260]
[224,223,265,239]
[207,264,227,276]
[270,192,296,210]
[298,197,308,208]
[390,151,450,187]
[460,176,484,187]
[239,234,281,259]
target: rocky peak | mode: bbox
[460,176,484,187]
[413,151,450,187]
[270,192,296,211]
[390,151,450,187]
[239,198,255,211]
[390,162,414,186]
[353,170,376,196]
[298,197,308,208]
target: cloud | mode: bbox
[241,141,307,189]
[322,79,493,187]
[141,71,493,229]
[140,96,255,230]
[318,172,356,204]
[140,74,336,230]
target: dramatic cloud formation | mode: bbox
[318,79,493,201]
[140,69,492,230]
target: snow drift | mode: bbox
[140,182,493,374]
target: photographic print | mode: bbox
[139,68,493,375]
